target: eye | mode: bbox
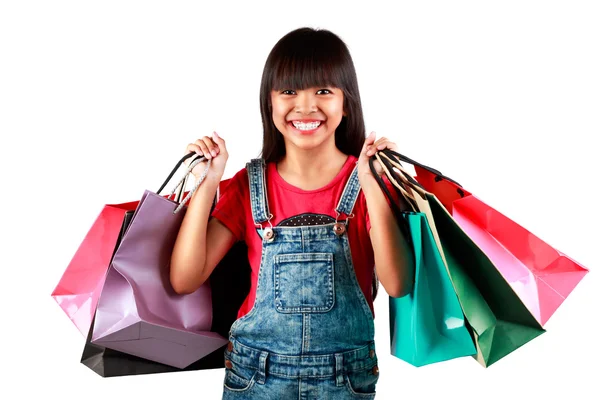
[317,89,332,95]
[281,89,296,95]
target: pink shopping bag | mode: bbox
[388,150,589,326]
[51,200,139,336]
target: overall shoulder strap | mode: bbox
[246,159,270,225]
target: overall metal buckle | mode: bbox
[333,211,354,236]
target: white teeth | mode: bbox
[292,121,321,130]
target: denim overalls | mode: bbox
[222,159,380,399]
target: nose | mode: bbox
[294,91,317,114]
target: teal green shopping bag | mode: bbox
[389,212,477,367]
[376,150,545,368]
[368,156,476,367]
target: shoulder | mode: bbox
[227,165,249,186]
[227,158,268,188]
[218,165,249,197]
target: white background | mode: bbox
[1,1,599,399]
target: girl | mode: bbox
[170,27,414,399]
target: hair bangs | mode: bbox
[267,31,349,92]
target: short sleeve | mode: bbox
[210,168,248,242]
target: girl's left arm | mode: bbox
[357,132,415,298]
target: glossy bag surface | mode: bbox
[81,173,251,376]
[389,212,476,367]
[376,151,546,367]
[51,200,139,336]
[91,154,229,369]
[413,164,589,326]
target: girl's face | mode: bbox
[270,86,346,152]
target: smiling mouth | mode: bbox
[288,121,322,134]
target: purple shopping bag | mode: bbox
[91,153,228,369]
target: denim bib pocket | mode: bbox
[273,252,335,313]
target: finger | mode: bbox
[195,139,212,159]
[363,132,377,155]
[375,139,390,150]
[184,144,203,168]
[379,142,398,152]
[379,142,399,153]
[363,131,376,147]
[366,133,382,156]
[201,136,218,157]
[212,131,226,147]
[212,131,228,155]
[186,143,203,155]
[371,136,386,146]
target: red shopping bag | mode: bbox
[388,153,589,326]
[51,200,139,336]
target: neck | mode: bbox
[278,145,348,178]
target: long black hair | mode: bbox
[257,27,380,302]
[258,27,366,163]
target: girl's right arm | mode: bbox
[170,132,236,294]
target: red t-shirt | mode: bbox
[211,155,381,320]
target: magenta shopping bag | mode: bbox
[51,200,139,337]
[91,153,228,369]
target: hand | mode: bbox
[184,131,229,181]
[356,131,399,184]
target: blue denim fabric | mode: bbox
[222,159,379,399]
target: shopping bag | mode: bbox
[369,156,476,367]
[82,241,251,377]
[91,153,229,369]
[389,214,478,367]
[51,158,199,337]
[81,168,251,377]
[51,199,140,336]
[377,150,545,367]
[388,150,589,326]
[82,308,226,377]
[81,210,251,376]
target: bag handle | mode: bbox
[173,159,217,206]
[369,156,405,219]
[157,152,196,194]
[368,153,417,258]
[156,152,212,214]
[175,155,221,213]
[368,154,416,238]
[380,149,463,187]
[374,152,423,205]
[377,151,429,200]
[175,173,189,204]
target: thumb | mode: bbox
[212,131,224,144]
[362,131,376,151]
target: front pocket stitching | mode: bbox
[224,369,257,392]
[273,253,335,313]
[274,253,333,262]
[345,374,376,398]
